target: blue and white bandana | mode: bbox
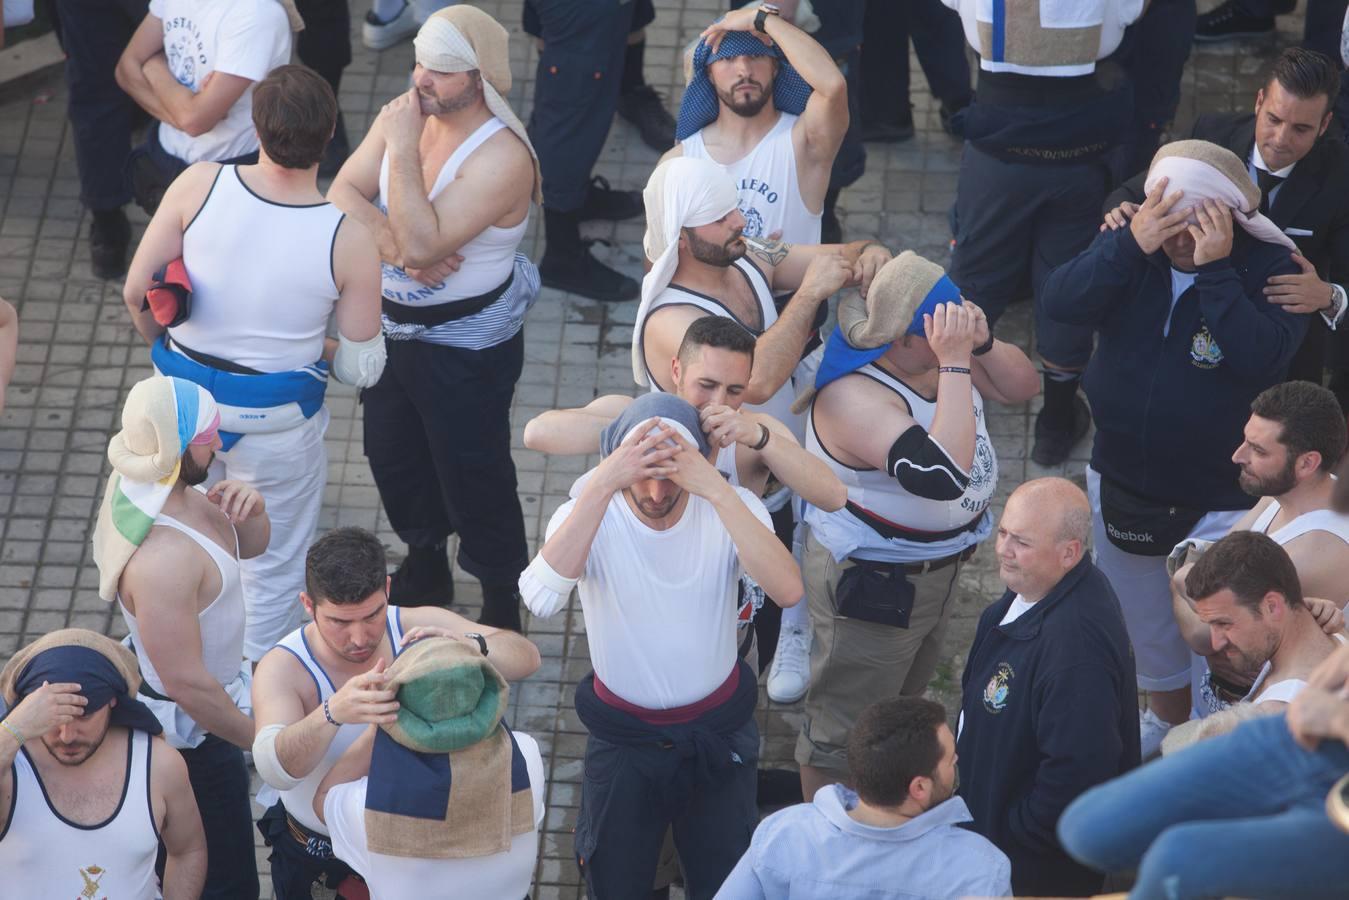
[675,28,813,141]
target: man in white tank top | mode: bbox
[1170,532,1347,747]
[665,7,849,245]
[251,527,541,900]
[93,375,270,899]
[329,7,542,631]
[1169,381,1349,727]
[0,629,207,899]
[122,66,385,664]
[794,252,1039,803]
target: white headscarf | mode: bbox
[414,7,542,203]
[632,157,740,386]
[1143,140,1296,252]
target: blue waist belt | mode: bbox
[152,338,328,450]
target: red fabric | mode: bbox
[144,258,192,327]
[593,665,740,726]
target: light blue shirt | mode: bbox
[714,787,1011,900]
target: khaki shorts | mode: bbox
[794,531,963,772]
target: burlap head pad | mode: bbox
[364,637,533,859]
[837,250,950,349]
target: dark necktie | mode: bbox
[1256,168,1286,214]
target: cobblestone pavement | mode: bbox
[0,1,1307,895]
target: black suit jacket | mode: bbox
[1105,114,1349,287]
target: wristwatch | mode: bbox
[463,632,489,657]
[754,3,781,34]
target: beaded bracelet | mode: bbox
[322,698,338,727]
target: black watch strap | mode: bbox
[972,333,995,356]
[464,632,488,657]
[754,5,778,34]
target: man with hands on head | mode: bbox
[1103,48,1349,406]
[251,527,541,900]
[520,393,803,898]
[1044,139,1309,758]
[328,6,542,626]
[793,251,1038,803]
[0,629,208,899]
[93,375,266,899]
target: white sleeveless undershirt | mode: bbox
[172,165,345,372]
[119,513,248,749]
[680,113,821,244]
[268,607,407,836]
[378,117,529,305]
[0,730,161,898]
[1250,500,1349,544]
[804,363,997,563]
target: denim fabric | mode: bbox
[1058,713,1349,900]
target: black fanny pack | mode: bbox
[382,271,513,327]
[1098,476,1206,556]
[835,560,917,629]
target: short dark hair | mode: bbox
[1251,381,1347,472]
[676,316,756,366]
[252,65,338,170]
[1265,47,1340,115]
[846,697,947,807]
[1184,531,1303,613]
[304,528,387,604]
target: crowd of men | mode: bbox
[3,0,1349,898]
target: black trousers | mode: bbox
[1236,0,1349,60]
[858,0,972,124]
[293,0,352,95]
[1111,0,1196,179]
[525,0,639,211]
[257,801,360,900]
[362,332,529,585]
[179,735,259,900]
[51,0,150,211]
[949,143,1110,369]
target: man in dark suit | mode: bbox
[1105,48,1349,407]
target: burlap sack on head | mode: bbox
[1145,139,1296,251]
[0,629,144,708]
[414,6,543,204]
[364,637,533,859]
[791,251,953,414]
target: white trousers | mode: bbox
[209,410,328,661]
[1086,466,1244,692]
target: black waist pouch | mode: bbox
[1098,476,1206,556]
[836,560,916,628]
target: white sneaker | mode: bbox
[1139,707,1173,759]
[362,3,419,50]
[767,625,812,704]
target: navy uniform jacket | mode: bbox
[1043,224,1306,511]
[957,556,1140,898]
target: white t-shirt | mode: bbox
[526,481,773,709]
[148,0,292,163]
[324,732,547,900]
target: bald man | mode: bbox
[955,478,1140,898]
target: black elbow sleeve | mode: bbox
[887,425,970,501]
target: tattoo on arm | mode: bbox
[744,235,792,268]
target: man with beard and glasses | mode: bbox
[250,526,540,900]
[716,696,1010,900]
[664,5,849,248]
[957,478,1139,897]
[1170,381,1349,720]
[329,7,541,630]
[92,375,269,899]
[0,629,207,898]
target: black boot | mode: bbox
[577,175,643,222]
[479,581,523,632]
[90,208,131,280]
[388,542,454,607]
[539,207,639,303]
[1031,372,1091,467]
